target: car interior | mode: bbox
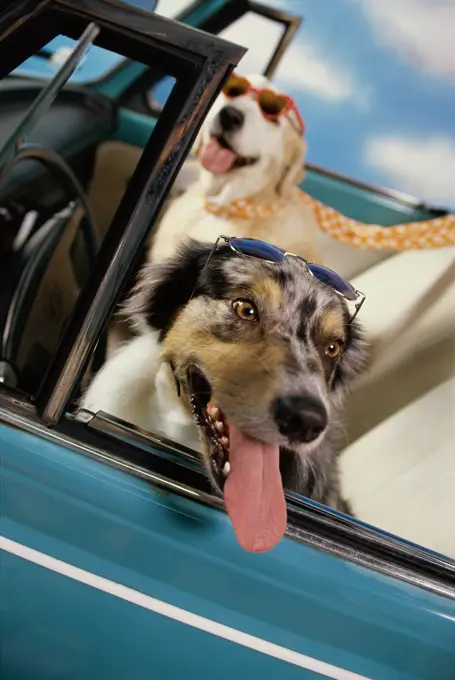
[0,3,453,560]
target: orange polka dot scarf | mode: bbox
[205,190,455,250]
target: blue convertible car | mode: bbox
[1,1,454,678]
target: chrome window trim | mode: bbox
[305,162,448,214]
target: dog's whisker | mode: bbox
[267,319,286,336]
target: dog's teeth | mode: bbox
[215,420,224,433]
[220,436,229,448]
[209,406,220,420]
[223,461,231,477]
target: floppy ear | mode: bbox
[276,133,307,198]
[122,239,214,336]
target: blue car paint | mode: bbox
[1,424,455,679]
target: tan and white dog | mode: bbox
[148,73,321,265]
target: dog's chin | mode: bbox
[290,432,326,458]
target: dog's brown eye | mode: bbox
[325,340,341,359]
[232,299,258,321]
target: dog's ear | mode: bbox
[122,239,215,336]
[276,132,307,198]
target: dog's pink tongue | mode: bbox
[199,138,236,174]
[224,423,287,553]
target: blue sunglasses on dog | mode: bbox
[202,235,366,321]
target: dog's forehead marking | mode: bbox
[220,255,265,284]
[319,307,345,340]
[219,255,344,329]
[219,258,284,307]
[245,73,275,90]
[251,277,283,305]
[274,260,349,342]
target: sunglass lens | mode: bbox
[307,263,357,300]
[258,90,287,117]
[230,238,285,262]
[224,75,249,98]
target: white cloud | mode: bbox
[220,16,359,103]
[366,135,455,207]
[359,0,455,81]
[158,2,366,104]
[274,43,356,102]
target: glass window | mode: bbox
[148,76,177,111]
[12,2,159,84]
[219,12,285,75]
[12,35,124,83]
[154,0,195,17]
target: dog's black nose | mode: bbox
[219,105,244,132]
[274,396,328,443]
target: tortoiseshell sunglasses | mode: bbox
[223,73,305,135]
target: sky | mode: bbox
[157,0,455,210]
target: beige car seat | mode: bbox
[344,246,455,441]
[340,374,455,558]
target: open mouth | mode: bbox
[199,136,259,174]
[187,365,287,554]
[188,367,230,490]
